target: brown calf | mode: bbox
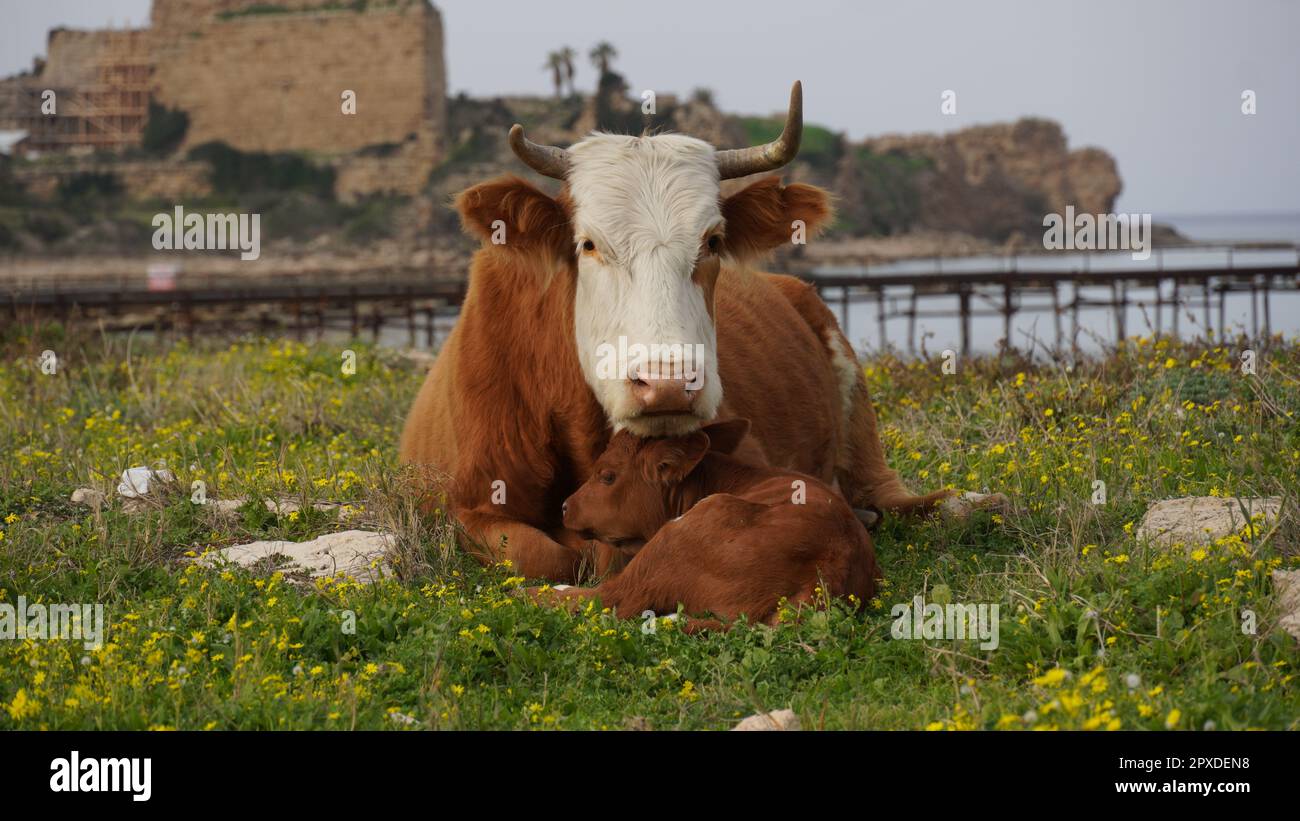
[539,418,882,631]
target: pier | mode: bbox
[8,248,1299,355]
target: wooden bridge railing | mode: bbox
[797,261,1300,355]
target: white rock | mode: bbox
[732,708,801,731]
[1272,570,1300,641]
[116,466,174,499]
[939,491,1010,522]
[398,349,437,370]
[205,498,357,519]
[1137,497,1283,548]
[200,529,392,584]
[264,499,355,518]
[207,499,247,516]
[70,487,106,507]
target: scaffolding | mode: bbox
[2,31,153,153]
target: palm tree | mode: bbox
[589,41,617,77]
[543,51,565,98]
[558,46,577,96]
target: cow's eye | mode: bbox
[599,470,616,485]
[581,239,596,253]
[706,235,722,254]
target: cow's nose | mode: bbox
[629,375,697,414]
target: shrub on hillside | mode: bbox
[141,102,190,156]
[188,142,336,199]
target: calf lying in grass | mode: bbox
[534,419,881,631]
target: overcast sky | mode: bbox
[3,0,1297,216]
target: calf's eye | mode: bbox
[706,235,721,254]
[581,239,596,253]
[599,471,616,485]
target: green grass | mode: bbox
[1,329,1297,730]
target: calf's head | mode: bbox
[562,418,751,545]
[457,83,831,437]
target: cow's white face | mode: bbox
[566,134,725,437]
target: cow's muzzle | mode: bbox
[628,374,699,415]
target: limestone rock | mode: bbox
[837,118,1122,242]
[116,466,174,499]
[1272,570,1300,641]
[397,348,437,371]
[940,491,1011,522]
[70,487,106,507]
[263,499,352,518]
[200,529,392,584]
[208,499,246,517]
[623,716,652,731]
[732,708,801,731]
[205,498,358,520]
[1137,497,1283,547]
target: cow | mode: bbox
[539,418,882,631]
[400,82,999,583]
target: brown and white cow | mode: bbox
[400,82,986,583]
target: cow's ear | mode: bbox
[701,418,750,455]
[643,431,710,485]
[455,176,572,261]
[720,177,833,261]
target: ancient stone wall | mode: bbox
[333,131,438,201]
[42,28,153,86]
[149,0,446,158]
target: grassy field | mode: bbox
[1,327,1297,730]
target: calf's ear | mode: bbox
[701,418,750,455]
[644,432,710,485]
[720,177,833,261]
[455,176,572,263]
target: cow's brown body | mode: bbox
[546,425,882,630]
[399,176,950,583]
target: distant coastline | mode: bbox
[1158,212,1300,246]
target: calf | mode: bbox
[538,418,882,631]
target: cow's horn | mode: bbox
[509,124,570,179]
[715,81,803,180]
